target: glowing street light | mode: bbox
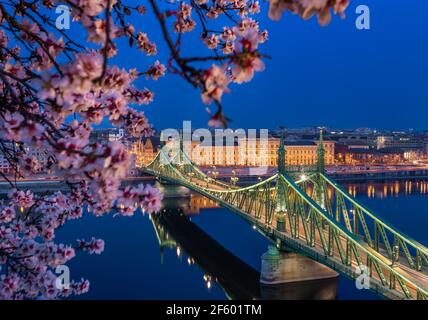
[203,274,212,289]
[392,245,400,267]
[230,169,239,186]
[187,171,195,182]
[211,166,219,180]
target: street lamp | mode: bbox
[392,245,400,267]
[230,169,239,186]
[187,171,195,182]
[211,166,219,180]
[203,274,212,289]
[349,209,357,234]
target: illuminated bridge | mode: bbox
[142,131,428,300]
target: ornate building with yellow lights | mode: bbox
[137,135,335,168]
[183,137,335,167]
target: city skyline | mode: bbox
[148,124,428,133]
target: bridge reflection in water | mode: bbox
[150,200,338,300]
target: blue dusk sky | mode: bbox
[86,1,428,130]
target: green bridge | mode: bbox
[142,131,428,300]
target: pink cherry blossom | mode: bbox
[222,42,234,54]
[146,60,166,80]
[249,1,261,14]
[204,34,220,49]
[201,65,231,104]
[174,3,196,33]
[234,25,260,53]
[136,184,164,214]
[206,7,219,19]
[77,237,105,255]
[72,279,90,295]
[0,206,15,223]
[9,189,34,208]
[232,56,265,84]
[221,27,237,42]
[136,32,158,56]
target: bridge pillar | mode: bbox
[260,245,339,299]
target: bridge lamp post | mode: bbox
[177,162,184,173]
[187,171,195,182]
[230,169,239,186]
[204,176,209,188]
[203,274,212,289]
[350,209,358,234]
[392,245,400,267]
[211,166,219,180]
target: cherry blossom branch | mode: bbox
[148,0,197,85]
[94,0,112,82]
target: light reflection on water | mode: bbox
[345,180,428,198]
[301,179,428,201]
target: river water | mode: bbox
[57,179,428,300]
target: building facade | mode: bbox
[344,149,404,165]
[159,136,335,167]
[376,135,425,151]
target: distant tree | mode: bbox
[0,0,349,299]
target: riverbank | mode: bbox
[329,168,428,182]
[2,166,428,194]
[0,176,156,195]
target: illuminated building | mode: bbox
[343,149,414,165]
[150,135,335,167]
[376,135,425,151]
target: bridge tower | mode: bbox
[178,129,190,175]
[276,128,287,232]
[315,128,326,209]
[277,128,287,175]
[317,128,325,174]
[179,129,184,165]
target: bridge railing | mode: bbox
[319,173,428,273]
[145,150,235,190]
[277,174,428,300]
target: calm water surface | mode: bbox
[56,179,428,300]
